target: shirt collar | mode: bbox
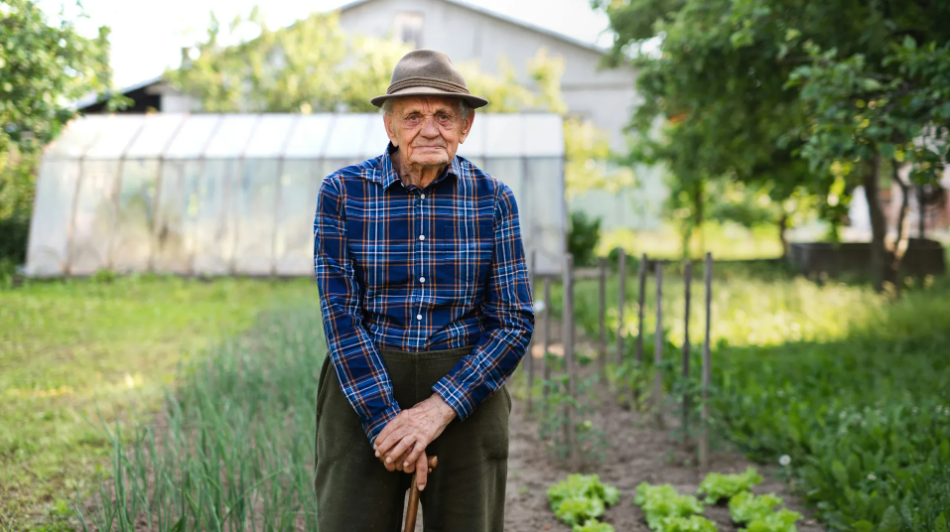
[377,142,462,189]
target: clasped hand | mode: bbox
[373,394,455,491]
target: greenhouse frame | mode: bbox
[25,112,566,278]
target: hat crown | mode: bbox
[387,50,469,95]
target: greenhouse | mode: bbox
[25,112,566,278]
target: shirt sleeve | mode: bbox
[431,181,535,420]
[313,174,400,444]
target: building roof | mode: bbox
[338,0,609,55]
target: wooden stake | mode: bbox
[598,257,607,374]
[541,277,552,411]
[682,261,692,443]
[563,254,580,470]
[654,262,664,428]
[616,250,627,366]
[634,254,646,407]
[527,250,537,414]
[700,253,713,469]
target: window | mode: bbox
[392,12,424,49]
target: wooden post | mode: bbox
[527,250,537,414]
[616,250,627,366]
[563,254,580,470]
[634,254,647,406]
[654,262,664,428]
[542,277,552,390]
[700,253,713,469]
[682,261,692,443]
[598,257,607,374]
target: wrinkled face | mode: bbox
[384,96,474,168]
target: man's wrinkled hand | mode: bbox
[373,394,455,485]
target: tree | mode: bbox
[0,0,122,264]
[594,0,950,290]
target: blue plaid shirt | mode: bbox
[313,144,535,443]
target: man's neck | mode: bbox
[392,151,449,190]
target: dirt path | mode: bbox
[501,355,825,532]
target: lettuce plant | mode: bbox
[655,515,719,532]
[547,474,619,527]
[697,467,763,504]
[740,508,802,532]
[729,492,784,524]
[634,482,705,529]
[573,520,616,532]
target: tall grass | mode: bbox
[75,305,324,532]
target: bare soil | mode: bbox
[499,353,825,532]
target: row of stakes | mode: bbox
[525,250,715,470]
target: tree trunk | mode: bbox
[890,163,912,296]
[778,210,789,260]
[864,154,887,293]
[917,185,926,239]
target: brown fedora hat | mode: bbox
[370,50,489,109]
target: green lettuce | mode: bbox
[572,520,616,532]
[697,467,763,504]
[655,515,718,532]
[741,508,802,532]
[634,482,705,529]
[729,492,784,524]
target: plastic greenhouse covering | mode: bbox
[26,113,566,277]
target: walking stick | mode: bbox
[403,456,438,532]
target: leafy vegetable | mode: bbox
[548,474,620,527]
[634,482,705,529]
[729,492,784,524]
[555,496,605,526]
[741,508,803,532]
[573,520,616,532]
[697,467,763,504]
[549,474,621,508]
[655,515,718,532]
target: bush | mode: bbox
[568,211,602,267]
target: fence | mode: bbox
[525,249,715,470]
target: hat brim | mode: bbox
[370,86,489,109]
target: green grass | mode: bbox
[562,264,950,531]
[0,275,314,531]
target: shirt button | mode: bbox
[419,235,425,241]
[420,193,426,199]
[419,277,425,283]
[416,314,423,321]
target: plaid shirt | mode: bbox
[313,143,535,444]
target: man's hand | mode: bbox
[373,394,455,489]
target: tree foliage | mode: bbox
[595,0,950,286]
[0,0,120,263]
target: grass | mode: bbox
[561,262,950,531]
[0,274,314,531]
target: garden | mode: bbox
[3,258,947,532]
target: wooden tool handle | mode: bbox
[403,456,438,532]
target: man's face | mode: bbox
[384,96,474,168]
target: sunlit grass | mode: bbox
[0,275,314,530]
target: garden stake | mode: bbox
[527,250,537,414]
[682,261,692,444]
[616,250,626,366]
[700,253,713,469]
[654,262,665,429]
[542,276,552,413]
[404,456,438,532]
[634,254,647,408]
[563,253,580,470]
[598,257,607,374]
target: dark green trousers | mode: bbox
[314,346,511,531]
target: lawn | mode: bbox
[0,275,315,531]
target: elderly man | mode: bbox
[313,50,535,530]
